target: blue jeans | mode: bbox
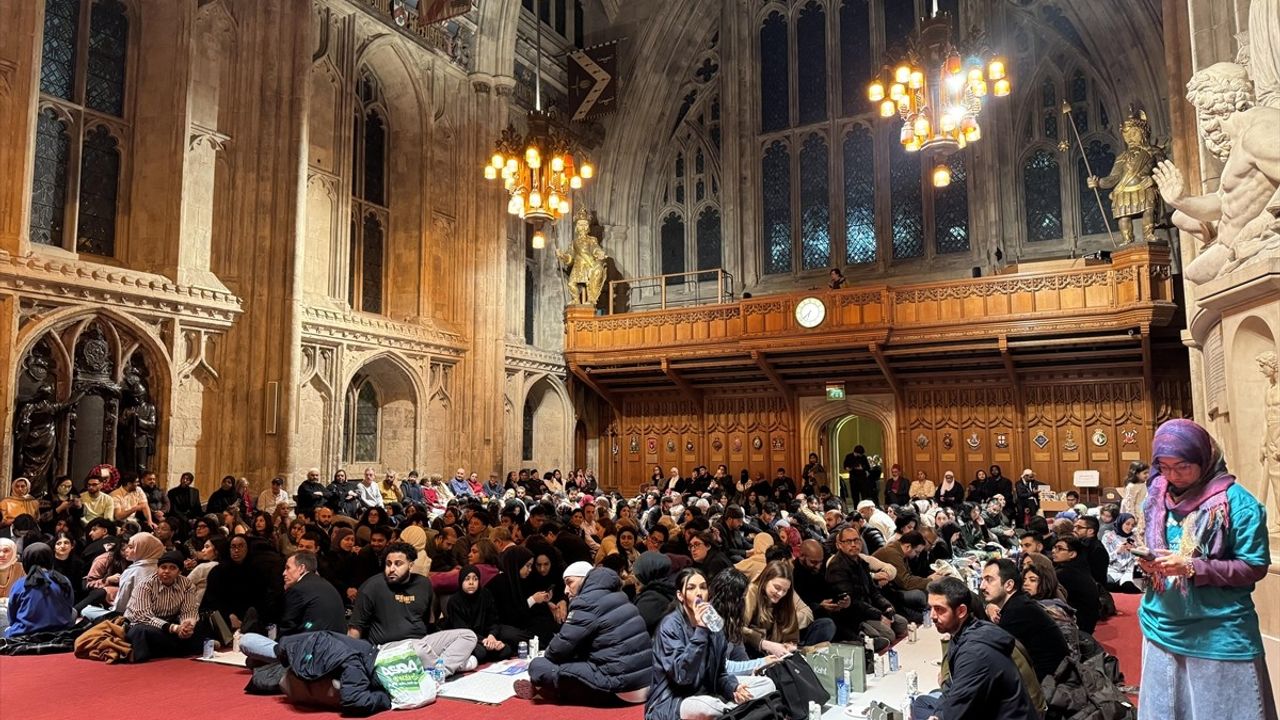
[799,618,835,647]
[239,632,278,664]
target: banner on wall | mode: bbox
[416,0,471,25]
[568,40,620,121]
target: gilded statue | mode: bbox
[1152,60,1280,284]
[1087,108,1164,244]
[557,209,609,306]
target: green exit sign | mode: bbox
[826,383,845,401]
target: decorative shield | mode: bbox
[1033,431,1050,449]
[916,434,930,449]
[391,0,409,27]
[647,438,657,454]
[966,432,981,451]
[942,432,954,450]
[1063,430,1079,452]
[629,435,640,454]
[995,433,1009,449]
[1091,429,1108,447]
[712,438,724,452]
[1121,429,1138,446]
[666,439,676,453]
[771,437,784,450]
[752,436,763,450]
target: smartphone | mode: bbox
[1130,547,1155,560]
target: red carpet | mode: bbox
[0,601,1144,720]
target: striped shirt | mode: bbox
[125,573,199,629]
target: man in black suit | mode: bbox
[239,551,346,664]
[980,558,1069,680]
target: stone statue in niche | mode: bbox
[557,209,609,307]
[117,360,157,478]
[1087,107,1165,244]
[1258,351,1280,547]
[1153,52,1280,283]
[13,354,82,493]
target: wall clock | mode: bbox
[794,297,826,328]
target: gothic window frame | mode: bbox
[753,0,973,279]
[349,68,390,315]
[1013,57,1121,255]
[342,375,382,464]
[29,0,135,259]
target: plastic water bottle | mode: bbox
[529,634,540,658]
[843,667,854,705]
[837,672,848,706]
[695,598,724,633]
[231,631,241,653]
[922,611,933,629]
[202,639,215,659]
[906,670,919,696]
[907,622,918,643]
[807,701,822,720]
[889,649,900,672]
[433,656,447,684]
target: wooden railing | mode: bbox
[608,269,736,314]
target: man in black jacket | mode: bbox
[166,472,202,521]
[1050,536,1100,633]
[980,559,1069,680]
[713,506,752,563]
[915,577,1038,720]
[240,551,347,665]
[294,468,329,516]
[825,526,907,651]
[1072,516,1110,584]
[517,563,652,705]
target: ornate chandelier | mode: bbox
[483,12,593,249]
[866,12,1009,187]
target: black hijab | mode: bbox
[21,542,69,590]
[442,564,498,636]
[490,545,535,626]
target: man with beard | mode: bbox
[979,559,1068,682]
[166,472,202,521]
[826,527,907,650]
[294,468,328,516]
[80,474,116,527]
[347,541,477,676]
[913,577,1039,720]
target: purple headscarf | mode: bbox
[1142,419,1235,591]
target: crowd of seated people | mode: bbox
[0,458,1143,718]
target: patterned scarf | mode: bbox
[1142,419,1234,593]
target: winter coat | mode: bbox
[825,551,895,624]
[635,580,677,635]
[646,609,738,720]
[935,618,1039,720]
[1055,557,1100,633]
[544,568,651,693]
[278,631,390,717]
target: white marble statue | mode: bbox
[1153,59,1280,284]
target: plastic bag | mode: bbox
[374,643,437,710]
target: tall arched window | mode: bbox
[343,377,380,463]
[756,0,970,276]
[1023,148,1062,242]
[661,212,686,285]
[29,0,131,256]
[350,70,388,314]
[1078,139,1116,235]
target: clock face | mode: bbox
[795,297,826,328]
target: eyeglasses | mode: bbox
[837,538,860,546]
[1052,545,1069,552]
[1153,461,1194,475]
[688,541,707,550]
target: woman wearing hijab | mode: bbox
[733,532,774,582]
[4,543,75,637]
[1,478,40,532]
[0,538,24,597]
[442,564,513,664]
[933,470,965,508]
[82,531,164,620]
[489,545,557,646]
[1135,419,1276,720]
[1101,512,1142,593]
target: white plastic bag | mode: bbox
[374,643,438,710]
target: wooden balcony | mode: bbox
[565,243,1179,398]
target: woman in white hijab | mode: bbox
[0,538,23,597]
[81,532,164,620]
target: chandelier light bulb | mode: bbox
[900,124,915,144]
[569,175,583,189]
[531,230,546,249]
[909,70,925,90]
[529,190,543,208]
[889,83,906,101]
[967,68,983,85]
[484,165,497,180]
[932,164,951,188]
[896,96,910,112]
[988,59,1006,80]
[956,134,967,149]
[973,79,988,97]
[507,194,523,215]
[966,124,981,142]
[894,65,911,84]
[880,99,897,117]
[505,158,518,172]
[548,191,561,211]
[940,113,956,132]
[868,82,885,102]
[904,136,921,152]
[559,196,571,214]
[913,115,930,137]
[993,78,1011,97]
[551,156,565,173]
[504,177,515,191]
[580,163,594,179]
[491,153,504,168]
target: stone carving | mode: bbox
[557,210,609,307]
[1154,59,1280,284]
[1259,351,1280,541]
[1087,107,1165,244]
[117,359,158,477]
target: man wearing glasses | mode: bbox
[825,526,907,650]
[1071,516,1110,584]
[1049,536,1099,632]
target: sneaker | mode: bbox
[463,655,478,672]
[513,679,536,700]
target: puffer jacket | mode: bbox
[545,567,651,693]
[278,631,391,716]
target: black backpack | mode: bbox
[1041,653,1135,720]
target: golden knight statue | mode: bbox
[1088,107,1165,244]
[557,209,609,306]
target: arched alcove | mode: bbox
[341,354,419,476]
[1228,315,1278,540]
[524,375,574,472]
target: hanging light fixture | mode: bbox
[484,9,594,247]
[866,4,1010,187]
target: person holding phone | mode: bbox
[1135,419,1276,720]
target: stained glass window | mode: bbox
[883,0,917,49]
[796,2,828,126]
[86,0,129,117]
[839,0,871,117]
[934,152,970,254]
[524,264,536,344]
[29,110,71,248]
[522,397,535,461]
[696,207,722,272]
[661,212,686,285]
[1079,139,1115,236]
[76,126,120,256]
[354,380,379,463]
[799,133,831,270]
[1070,69,1088,132]
[1023,148,1062,241]
[39,0,79,101]
[360,213,384,314]
[363,111,386,205]
[759,12,789,133]
[890,142,923,259]
[762,140,793,274]
[843,126,876,264]
[696,180,705,203]
[1041,79,1056,108]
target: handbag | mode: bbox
[723,691,789,720]
[763,653,831,720]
